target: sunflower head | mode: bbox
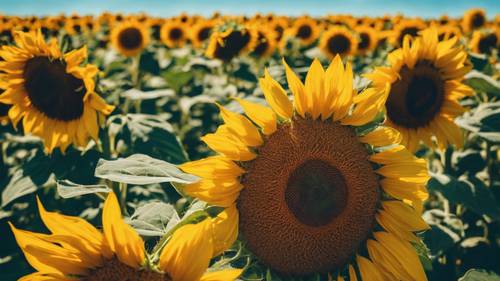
[367,27,474,151]
[10,192,242,281]
[190,19,216,49]
[437,24,462,41]
[319,26,358,58]
[355,25,378,53]
[251,28,278,58]
[462,8,487,33]
[391,19,427,47]
[0,30,114,153]
[160,20,188,48]
[180,56,430,278]
[290,16,320,46]
[470,30,499,55]
[111,20,150,57]
[205,24,258,62]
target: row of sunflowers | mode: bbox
[0,7,499,281]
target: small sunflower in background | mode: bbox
[469,30,499,56]
[251,28,278,58]
[0,30,114,153]
[354,25,378,54]
[190,19,216,49]
[111,20,150,57]
[289,16,320,46]
[462,8,487,33]
[268,17,289,44]
[10,192,243,281]
[319,26,358,58]
[367,27,473,151]
[160,20,188,48]
[205,25,257,62]
[180,56,430,279]
[64,18,86,35]
[391,19,427,47]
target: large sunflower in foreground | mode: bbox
[0,30,114,153]
[367,27,473,151]
[111,20,150,57]
[11,192,242,281]
[180,56,430,279]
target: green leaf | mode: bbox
[56,179,111,199]
[423,209,463,257]
[459,269,500,281]
[163,70,193,92]
[428,174,500,220]
[1,169,38,207]
[127,201,180,237]
[94,154,199,185]
[464,70,500,96]
[121,88,175,100]
[108,114,188,163]
[456,102,500,143]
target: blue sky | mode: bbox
[1,0,499,18]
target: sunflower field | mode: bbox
[0,7,499,281]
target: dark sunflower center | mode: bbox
[386,61,444,128]
[252,34,269,56]
[118,27,143,50]
[285,159,347,227]
[198,27,211,41]
[0,102,11,117]
[398,26,420,46]
[169,28,183,40]
[358,33,371,50]
[297,24,312,39]
[478,34,498,54]
[86,258,170,281]
[23,56,85,121]
[471,13,485,28]
[213,30,250,61]
[238,118,380,275]
[74,24,82,33]
[327,34,351,55]
[275,25,284,41]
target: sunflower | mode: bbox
[64,18,86,35]
[160,20,188,48]
[354,25,378,54]
[10,192,242,281]
[0,30,114,153]
[319,26,358,58]
[251,28,278,58]
[179,56,430,279]
[366,27,473,152]
[289,16,320,46]
[205,26,257,62]
[111,20,150,57]
[391,19,427,47]
[469,30,499,55]
[462,8,487,33]
[190,20,216,49]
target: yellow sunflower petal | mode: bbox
[304,58,325,119]
[283,58,306,117]
[211,205,239,256]
[102,192,145,268]
[259,68,293,119]
[235,98,277,135]
[374,231,428,281]
[356,255,384,281]
[200,269,243,281]
[359,126,402,147]
[159,220,213,281]
[217,104,262,147]
[348,264,358,281]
